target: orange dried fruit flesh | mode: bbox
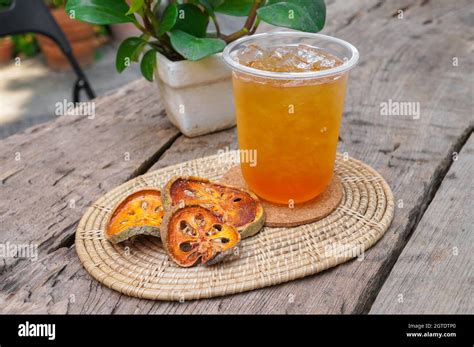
[105,188,164,244]
[163,176,265,239]
[161,205,241,267]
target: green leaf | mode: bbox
[158,4,178,36]
[0,0,11,10]
[215,0,253,16]
[116,37,146,73]
[169,30,226,61]
[199,0,224,14]
[131,35,148,62]
[199,0,223,37]
[153,0,162,13]
[126,0,144,15]
[173,4,209,38]
[257,0,326,32]
[66,0,134,25]
[140,49,157,82]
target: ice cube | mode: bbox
[267,46,312,72]
[318,58,337,68]
[283,55,312,72]
[236,44,264,65]
[297,44,324,64]
[270,47,291,60]
[236,44,343,73]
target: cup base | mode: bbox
[219,165,343,228]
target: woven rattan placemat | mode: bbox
[76,152,394,301]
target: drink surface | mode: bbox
[232,44,347,204]
[235,44,343,73]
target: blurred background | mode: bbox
[0,0,243,139]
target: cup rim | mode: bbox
[222,32,359,80]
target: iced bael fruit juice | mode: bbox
[233,45,346,204]
[223,33,359,204]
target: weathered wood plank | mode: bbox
[370,135,473,314]
[0,0,472,314]
[150,128,237,170]
[0,80,180,273]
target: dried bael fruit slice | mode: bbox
[163,176,265,239]
[161,205,241,267]
[105,188,164,244]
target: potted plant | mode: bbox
[66,0,326,137]
[37,0,99,71]
[12,34,39,59]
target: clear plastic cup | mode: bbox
[223,32,359,204]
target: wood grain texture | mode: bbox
[0,0,472,314]
[150,128,238,170]
[0,80,179,272]
[370,136,473,314]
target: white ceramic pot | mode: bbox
[154,52,235,137]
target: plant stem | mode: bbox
[224,0,262,43]
[249,17,261,35]
[133,20,149,35]
[144,0,160,36]
[244,0,261,30]
[158,34,184,61]
[139,1,155,36]
[224,28,248,43]
[211,15,221,37]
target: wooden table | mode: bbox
[0,0,472,314]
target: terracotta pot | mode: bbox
[37,7,96,71]
[0,37,13,64]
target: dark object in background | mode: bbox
[0,0,95,102]
[37,6,97,71]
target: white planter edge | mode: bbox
[154,52,236,137]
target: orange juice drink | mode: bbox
[223,33,359,204]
